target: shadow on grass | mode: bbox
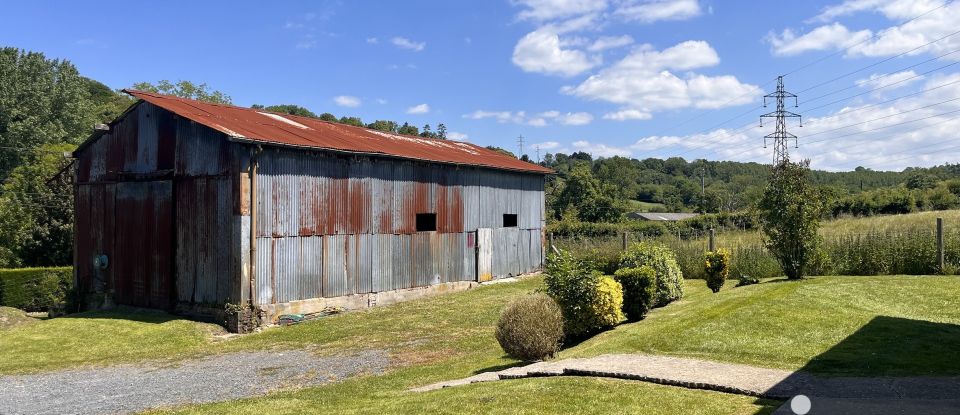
[473,359,527,375]
[752,316,960,413]
[801,316,960,377]
[62,306,185,324]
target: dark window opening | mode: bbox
[503,214,518,227]
[416,213,437,232]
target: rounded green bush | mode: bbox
[613,265,656,321]
[495,293,565,361]
[619,242,684,307]
[544,250,625,339]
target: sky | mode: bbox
[3,0,960,171]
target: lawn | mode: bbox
[3,274,958,413]
[565,276,960,376]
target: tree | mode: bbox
[338,116,364,127]
[757,160,825,280]
[319,112,338,122]
[906,172,937,190]
[131,80,232,104]
[83,77,135,123]
[437,123,448,140]
[251,104,317,118]
[554,165,625,222]
[367,120,398,133]
[398,122,419,135]
[0,143,75,267]
[420,124,434,138]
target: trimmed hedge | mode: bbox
[613,265,656,321]
[704,249,730,293]
[0,267,72,312]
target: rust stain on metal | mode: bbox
[124,89,553,174]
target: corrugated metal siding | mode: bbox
[176,177,237,305]
[113,181,173,309]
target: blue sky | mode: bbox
[3,0,959,171]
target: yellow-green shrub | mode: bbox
[704,249,730,293]
[544,249,624,339]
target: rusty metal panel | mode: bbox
[371,161,394,234]
[372,233,393,292]
[175,115,231,176]
[127,90,553,175]
[392,233,412,289]
[348,161,372,235]
[392,162,415,234]
[323,234,348,297]
[175,177,235,305]
[255,237,273,305]
[113,181,173,309]
[462,169,480,232]
[74,184,116,295]
[346,234,373,293]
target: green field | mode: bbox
[3,272,958,413]
[627,199,668,212]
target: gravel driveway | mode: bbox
[0,349,389,415]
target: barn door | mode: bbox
[477,228,493,282]
[113,181,174,309]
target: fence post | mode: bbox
[709,228,715,252]
[937,218,944,273]
[622,231,629,250]
[549,232,554,253]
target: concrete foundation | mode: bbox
[259,280,480,324]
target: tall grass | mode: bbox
[551,211,960,278]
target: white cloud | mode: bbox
[613,0,701,23]
[767,23,872,56]
[366,37,379,44]
[773,1,960,59]
[463,109,592,126]
[572,140,632,157]
[588,35,635,51]
[603,109,653,121]
[534,141,561,150]
[406,103,430,114]
[391,36,426,52]
[513,0,609,21]
[626,73,960,171]
[333,95,361,107]
[447,132,469,141]
[559,112,594,125]
[376,98,388,104]
[856,70,923,90]
[562,41,760,116]
[512,26,601,76]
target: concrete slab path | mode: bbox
[412,353,960,414]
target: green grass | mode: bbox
[0,309,224,374]
[5,274,960,413]
[565,276,960,376]
[628,199,667,212]
[0,306,39,330]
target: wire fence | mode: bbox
[550,217,960,279]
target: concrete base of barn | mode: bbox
[260,280,481,325]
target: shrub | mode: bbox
[613,266,656,321]
[0,267,72,312]
[619,242,684,306]
[703,249,730,293]
[495,293,565,361]
[544,250,625,339]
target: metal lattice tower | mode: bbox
[760,76,802,165]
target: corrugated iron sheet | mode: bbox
[122,89,553,174]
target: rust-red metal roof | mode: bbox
[123,90,553,174]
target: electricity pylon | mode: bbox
[760,76,802,166]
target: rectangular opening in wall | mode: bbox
[416,213,437,232]
[503,214,518,227]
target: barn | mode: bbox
[73,90,551,331]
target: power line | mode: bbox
[802,59,960,108]
[783,0,956,78]
[795,27,960,94]
[801,96,960,139]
